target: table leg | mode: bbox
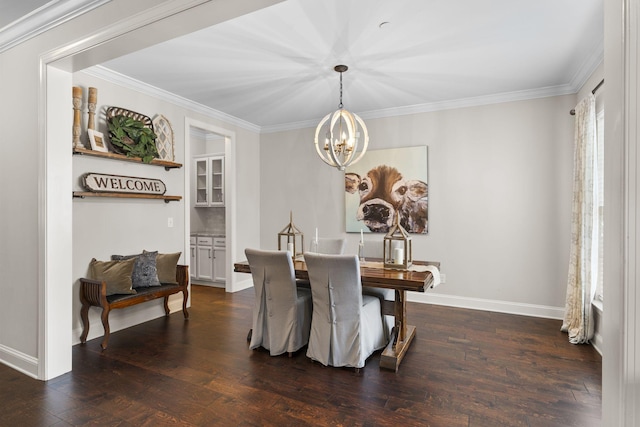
[380,289,416,372]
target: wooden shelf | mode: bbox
[73,191,182,203]
[73,147,182,170]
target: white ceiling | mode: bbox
[0,0,50,30]
[2,0,604,131]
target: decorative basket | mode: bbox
[106,106,154,155]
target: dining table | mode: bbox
[234,256,440,371]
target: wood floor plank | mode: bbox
[0,285,601,426]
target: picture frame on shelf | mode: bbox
[88,129,107,152]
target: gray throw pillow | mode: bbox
[111,251,161,288]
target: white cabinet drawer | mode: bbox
[213,237,225,248]
[197,236,213,246]
[189,236,196,245]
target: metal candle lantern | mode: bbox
[383,215,412,270]
[277,211,304,260]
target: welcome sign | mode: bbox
[81,173,166,195]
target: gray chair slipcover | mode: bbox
[304,253,387,368]
[314,237,347,255]
[246,248,312,356]
[298,237,348,290]
[359,242,395,340]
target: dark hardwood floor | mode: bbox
[0,285,601,426]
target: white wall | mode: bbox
[260,94,576,316]
[71,69,263,343]
[71,70,187,343]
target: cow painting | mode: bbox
[346,165,428,233]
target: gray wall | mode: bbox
[259,94,576,314]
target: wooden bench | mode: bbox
[79,264,190,350]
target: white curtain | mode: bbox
[561,94,598,344]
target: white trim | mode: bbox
[602,0,640,423]
[408,292,565,320]
[0,344,39,379]
[86,66,261,133]
[591,306,603,356]
[184,118,238,293]
[568,39,605,92]
[88,63,599,136]
[0,0,111,53]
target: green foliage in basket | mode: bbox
[108,115,159,163]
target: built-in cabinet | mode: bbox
[190,234,225,284]
[194,155,224,207]
[196,236,214,281]
[213,242,226,282]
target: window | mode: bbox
[594,109,604,302]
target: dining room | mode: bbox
[2,0,638,424]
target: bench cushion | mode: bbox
[90,258,137,296]
[112,251,161,288]
[106,283,180,303]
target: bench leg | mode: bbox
[163,291,189,318]
[100,307,111,350]
[163,296,171,316]
[79,300,90,344]
[182,288,189,319]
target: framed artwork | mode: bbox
[88,129,107,152]
[345,146,428,234]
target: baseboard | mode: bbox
[0,343,39,379]
[591,329,603,356]
[408,291,565,319]
[591,300,603,355]
[230,277,253,293]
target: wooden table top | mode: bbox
[234,258,440,293]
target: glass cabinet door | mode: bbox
[195,158,208,206]
[209,156,224,206]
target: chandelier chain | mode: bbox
[339,71,343,109]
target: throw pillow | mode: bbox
[146,251,181,284]
[111,251,161,288]
[90,258,137,296]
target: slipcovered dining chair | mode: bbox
[314,237,347,255]
[304,253,387,369]
[297,237,348,290]
[360,242,395,341]
[245,248,312,357]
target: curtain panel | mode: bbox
[561,94,597,344]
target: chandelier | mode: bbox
[314,65,369,171]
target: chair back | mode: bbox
[245,248,311,355]
[305,253,372,367]
[315,237,347,255]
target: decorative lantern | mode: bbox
[383,215,412,270]
[278,211,304,260]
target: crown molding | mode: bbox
[84,65,261,133]
[259,83,578,134]
[0,0,111,53]
[88,50,602,136]
[568,39,605,91]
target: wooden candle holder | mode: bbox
[72,86,83,149]
[87,87,97,131]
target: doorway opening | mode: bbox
[184,118,236,292]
